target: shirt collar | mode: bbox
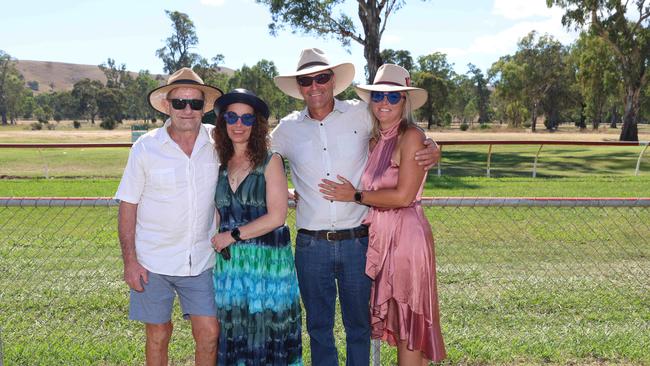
[299,98,349,122]
[154,118,211,148]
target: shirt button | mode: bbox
[323,148,327,151]
[327,173,330,176]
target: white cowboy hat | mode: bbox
[148,67,223,115]
[274,48,355,100]
[355,64,428,110]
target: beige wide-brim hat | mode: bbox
[148,67,223,115]
[274,48,355,100]
[355,64,427,110]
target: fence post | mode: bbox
[532,144,544,178]
[635,142,649,176]
[486,144,493,178]
[437,145,443,177]
[371,339,381,366]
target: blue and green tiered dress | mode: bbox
[213,152,302,366]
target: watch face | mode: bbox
[354,191,362,202]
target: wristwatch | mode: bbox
[354,190,363,204]
[230,227,242,241]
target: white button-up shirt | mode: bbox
[115,120,219,276]
[271,99,372,230]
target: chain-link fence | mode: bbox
[1,198,649,365]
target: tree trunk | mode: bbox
[619,86,640,141]
[531,102,537,132]
[358,1,382,83]
[1,110,7,125]
[609,107,618,128]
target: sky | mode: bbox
[1,0,581,82]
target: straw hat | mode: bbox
[214,89,270,119]
[355,64,427,110]
[274,48,355,100]
[148,67,223,115]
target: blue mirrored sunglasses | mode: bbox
[224,111,256,126]
[370,91,403,105]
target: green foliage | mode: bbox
[72,79,104,124]
[99,58,132,89]
[256,0,424,82]
[73,120,81,129]
[413,52,455,128]
[379,49,414,72]
[227,59,302,120]
[27,80,39,91]
[29,122,42,130]
[489,31,570,131]
[99,117,117,130]
[156,10,200,73]
[460,122,469,131]
[548,0,650,141]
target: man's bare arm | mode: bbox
[118,201,147,291]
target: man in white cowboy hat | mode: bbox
[271,48,439,366]
[116,67,222,366]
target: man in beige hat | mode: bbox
[271,48,439,366]
[116,67,223,366]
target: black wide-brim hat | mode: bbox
[214,88,270,119]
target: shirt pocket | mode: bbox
[336,132,366,160]
[148,168,177,198]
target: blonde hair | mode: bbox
[369,92,416,140]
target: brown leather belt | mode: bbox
[298,226,369,242]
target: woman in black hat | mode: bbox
[210,89,302,365]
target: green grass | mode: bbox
[2,175,650,198]
[2,134,649,365]
[1,205,648,365]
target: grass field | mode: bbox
[1,126,649,365]
[1,204,648,365]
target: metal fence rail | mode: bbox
[1,198,649,365]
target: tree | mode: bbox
[97,88,126,128]
[380,49,414,71]
[227,60,301,120]
[467,64,491,124]
[412,52,455,128]
[125,71,159,122]
[256,0,428,83]
[156,10,200,73]
[99,58,132,89]
[72,79,103,124]
[489,32,568,131]
[0,50,25,125]
[548,0,650,141]
[571,32,622,129]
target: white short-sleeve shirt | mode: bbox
[271,99,373,230]
[115,120,220,276]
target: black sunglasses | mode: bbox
[296,72,333,87]
[169,98,205,111]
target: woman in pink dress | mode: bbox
[319,64,446,365]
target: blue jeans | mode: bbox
[295,230,372,366]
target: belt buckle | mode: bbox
[326,231,337,241]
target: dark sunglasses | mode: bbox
[224,111,256,126]
[169,98,204,111]
[370,91,404,105]
[296,72,333,87]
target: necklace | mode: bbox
[228,159,251,190]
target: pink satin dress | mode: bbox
[361,122,446,362]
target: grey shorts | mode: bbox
[129,268,216,324]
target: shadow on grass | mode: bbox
[438,149,644,178]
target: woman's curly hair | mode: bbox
[212,109,269,168]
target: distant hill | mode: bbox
[14,60,234,94]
